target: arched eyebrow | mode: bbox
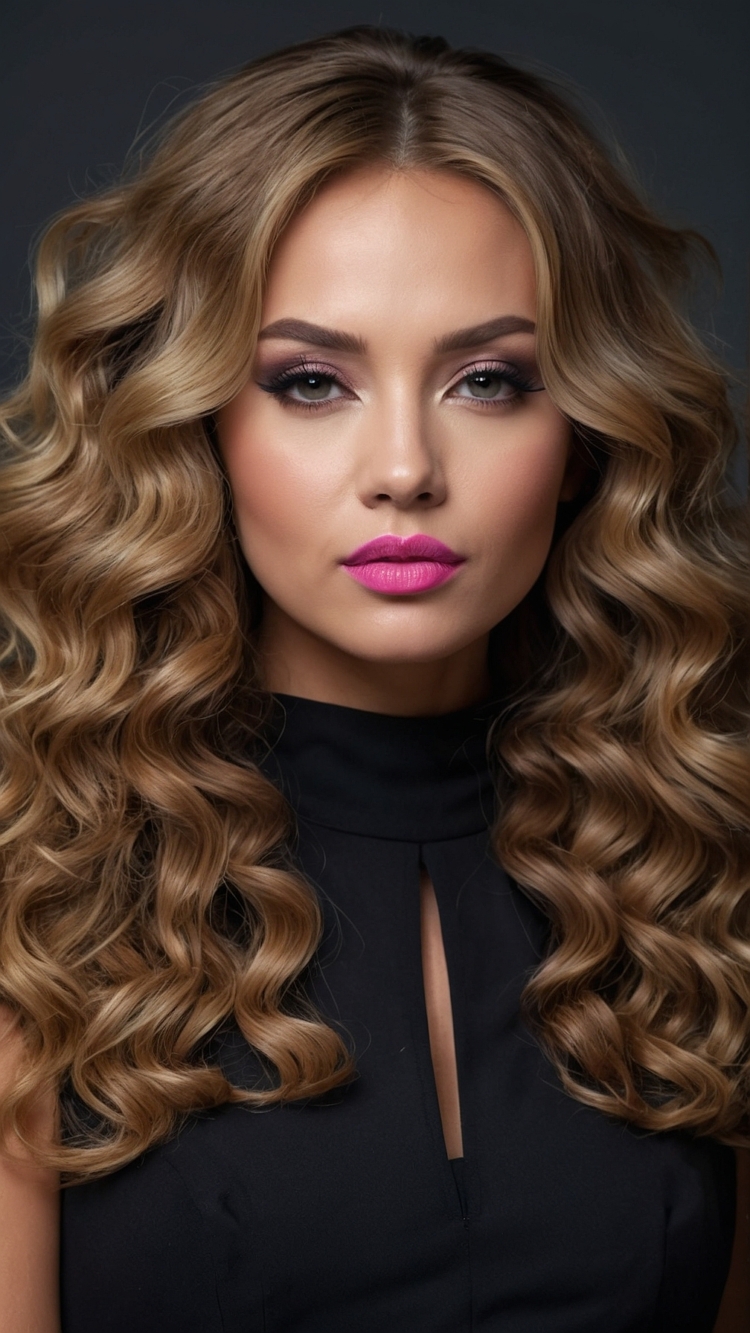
[434,315,535,352]
[257,319,365,353]
[256,315,535,354]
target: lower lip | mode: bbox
[342,560,464,594]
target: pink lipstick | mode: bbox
[341,534,465,594]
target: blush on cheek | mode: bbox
[222,441,289,532]
[479,456,568,614]
[492,448,568,543]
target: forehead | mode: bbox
[260,166,537,334]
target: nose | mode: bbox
[356,395,446,511]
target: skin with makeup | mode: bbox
[0,67,747,1332]
[217,168,581,719]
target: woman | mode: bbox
[0,24,748,1332]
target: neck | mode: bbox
[257,605,492,717]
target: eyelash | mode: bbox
[256,358,542,412]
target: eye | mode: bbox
[283,372,344,403]
[256,362,352,410]
[454,370,517,401]
[447,362,540,406]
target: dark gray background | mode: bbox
[1,0,748,404]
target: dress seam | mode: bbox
[160,1152,245,1333]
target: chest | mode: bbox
[60,826,736,1332]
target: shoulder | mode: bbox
[0,1005,61,1333]
[0,1002,59,1159]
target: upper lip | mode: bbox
[342,534,464,565]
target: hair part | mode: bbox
[1,25,748,1178]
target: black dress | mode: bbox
[60,693,736,1332]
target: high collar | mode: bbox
[261,692,498,842]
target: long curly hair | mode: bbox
[1,25,748,1179]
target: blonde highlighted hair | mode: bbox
[1,25,748,1178]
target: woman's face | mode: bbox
[216,166,581,712]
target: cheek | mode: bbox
[228,450,297,551]
[472,431,570,591]
[483,434,568,529]
[220,423,332,563]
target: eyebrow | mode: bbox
[257,319,365,353]
[256,314,535,355]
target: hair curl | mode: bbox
[1,25,748,1178]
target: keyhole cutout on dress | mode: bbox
[419,864,464,1160]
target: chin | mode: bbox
[336,627,484,666]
